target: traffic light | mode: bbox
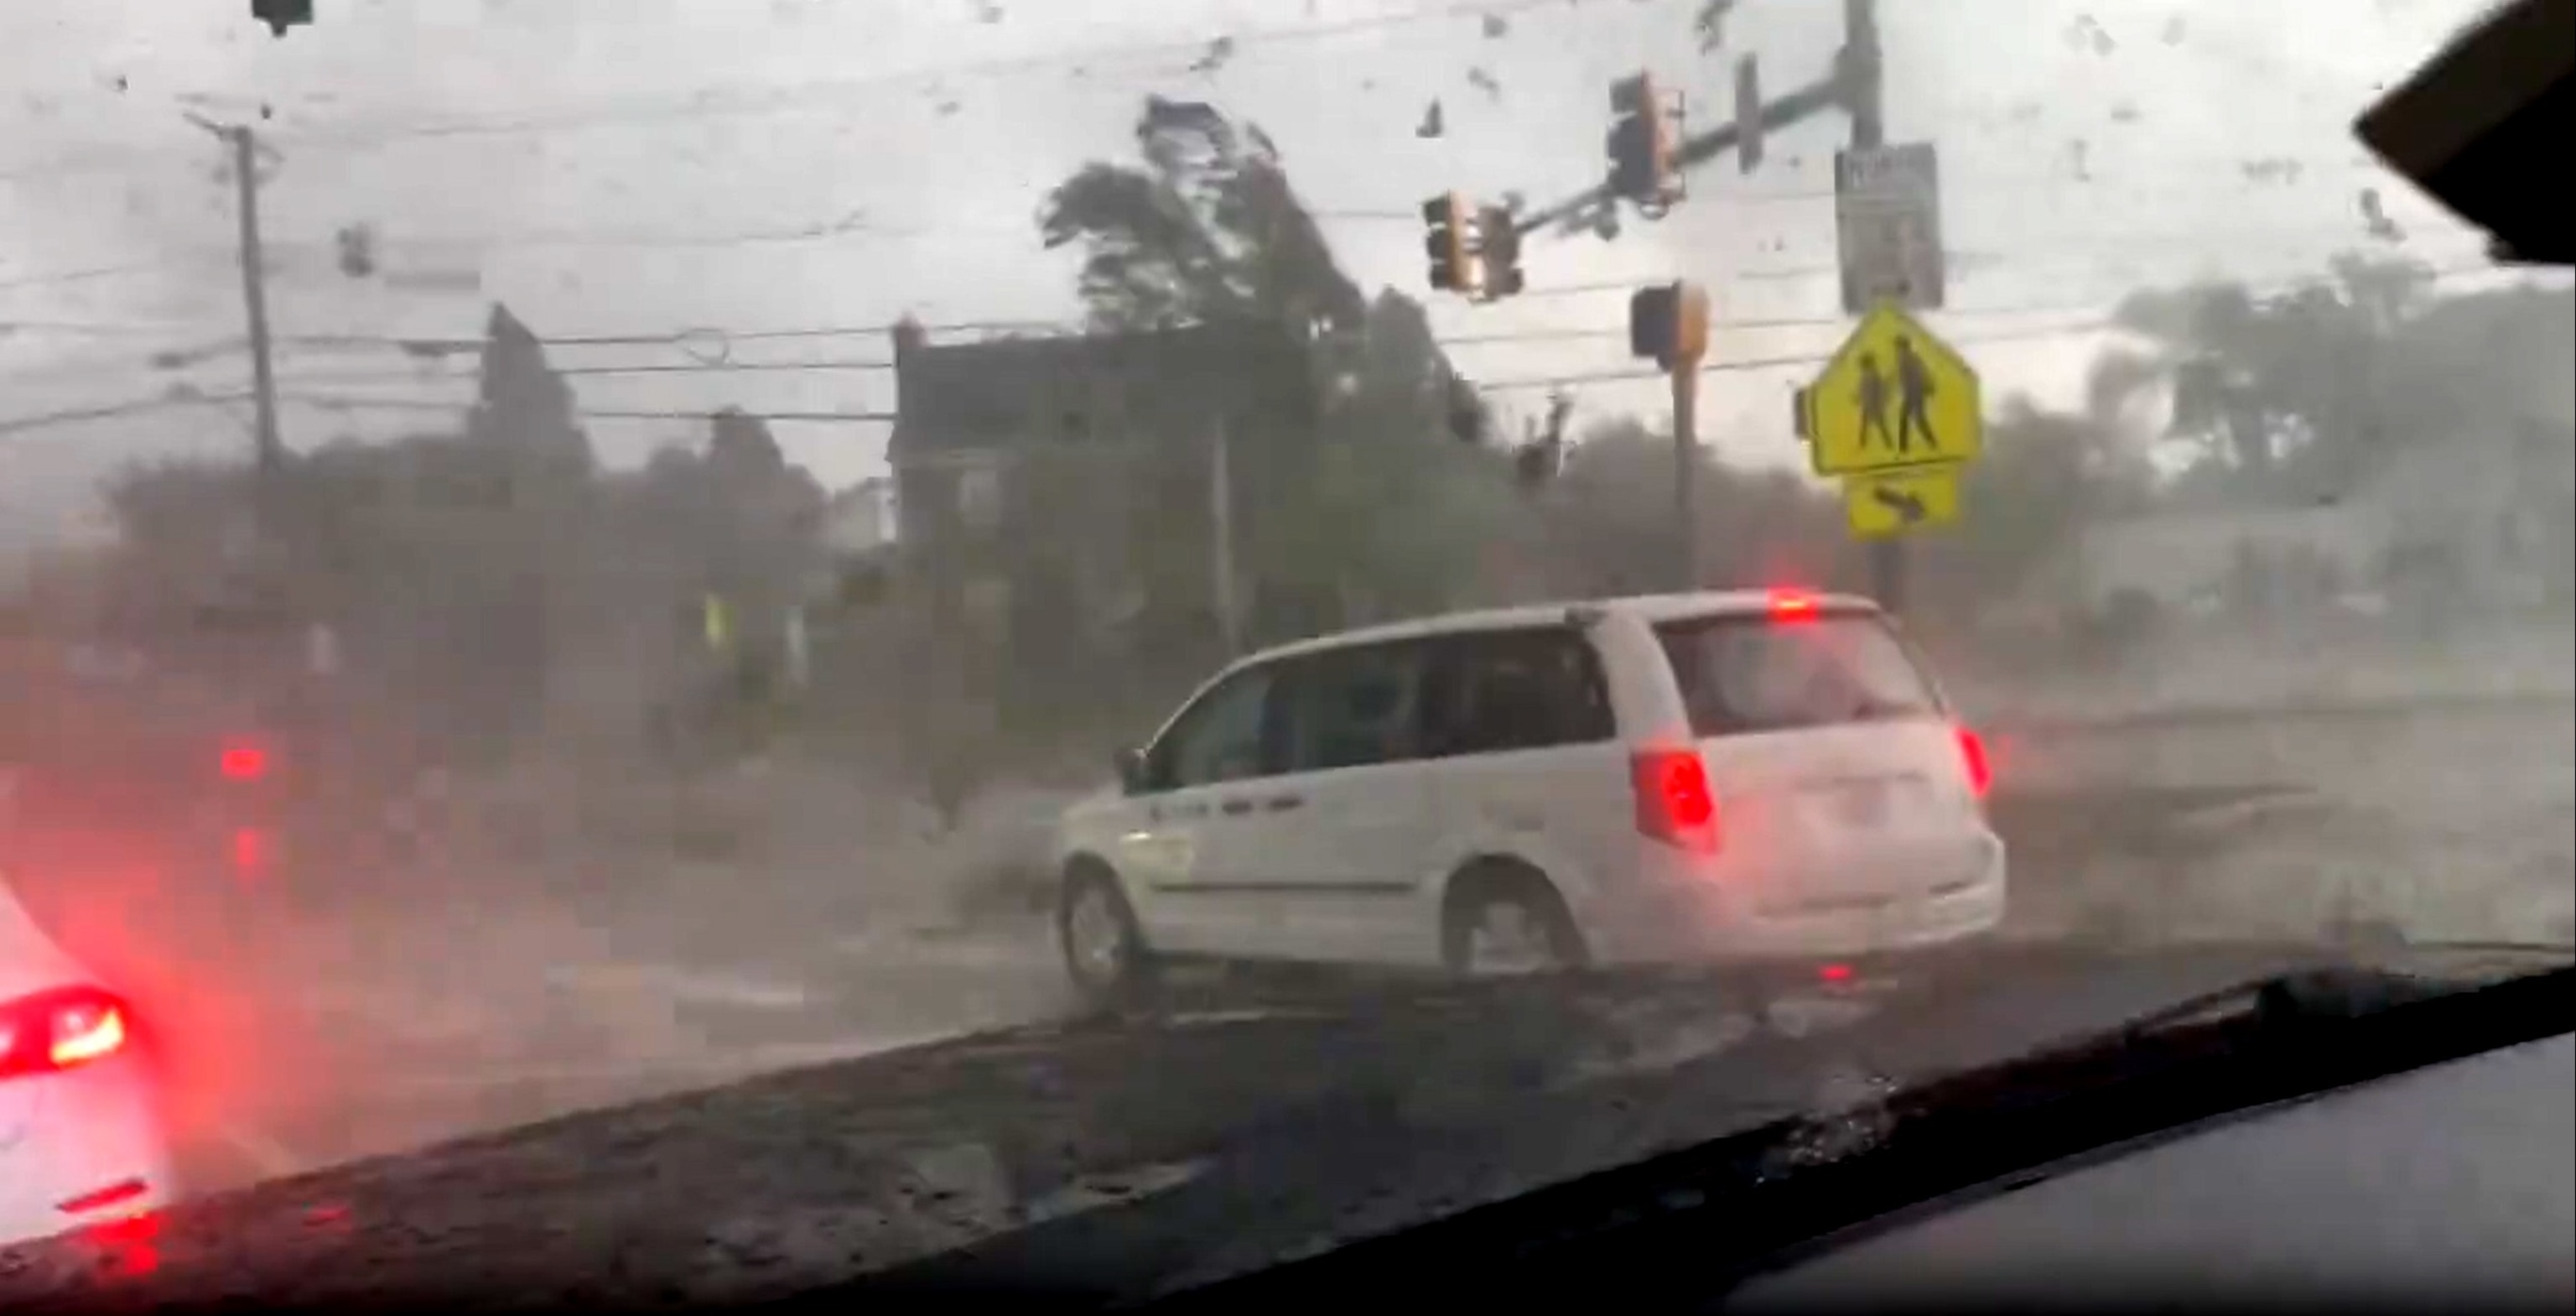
[1478,205,1525,299]
[335,224,377,278]
[1607,72,1682,216]
[252,0,314,35]
[1423,192,1476,294]
[1628,280,1710,369]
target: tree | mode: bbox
[1910,398,2157,614]
[1041,95,1367,336]
[1037,95,1510,646]
[93,305,622,765]
[1532,419,1848,600]
[2089,253,2573,504]
[466,303,593,483]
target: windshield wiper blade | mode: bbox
[1140,962,2574,1311]
[2108,964,2471,1038]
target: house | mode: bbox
[886,316,1323,666]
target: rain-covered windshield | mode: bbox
[0,0,2568,1295]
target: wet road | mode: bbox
[9,938,2429,1311]
[31,692,2576,1214]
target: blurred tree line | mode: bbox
[92,304,825,772]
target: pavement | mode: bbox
[13,684,2573,1253]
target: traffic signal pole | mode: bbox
[1841,0,1906,615]
[1628,282,1711,590]
[1668,283,1710,591]
[1672,350,1701,590]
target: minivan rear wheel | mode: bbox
[1058,861,1156,1010]
[1443,866,1587,977]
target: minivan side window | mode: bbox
[1270,642,1428,773]
[1420,627,1616,758]
[1145,666,1276,791]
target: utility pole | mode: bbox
[1670,320,1703,590]
[188,115,286,543]
[1628,281,1711,590]
[1840,0,1905,615]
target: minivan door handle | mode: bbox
[1264,793,1304,812]
[1219,798,1257,816]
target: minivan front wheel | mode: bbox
[1058,861,1156,1008]
[1443,865,1587,978]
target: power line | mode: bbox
[0,389,250,440]
[1471,318,2122,393]
[0,259,194,294]
[272,358,898,388]
[1478,257,2530,392]
[266,317,2109,417]
[0,387,899,443]
[3,256,2544,441]
[49,254,2525,399]
[277,392,896,424]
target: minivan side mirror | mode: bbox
[1113,746,1150,795]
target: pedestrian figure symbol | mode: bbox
[1895,334,1939,454]
[1854,351,1893,450]
[1806,305,1983,479]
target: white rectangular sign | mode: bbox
[1835,143,1945,314]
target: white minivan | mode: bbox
[1052,590,2005,1001]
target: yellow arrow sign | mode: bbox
[1843,466,1962,539]
[1806,303,1982,476]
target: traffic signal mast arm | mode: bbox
[1517,70,1846,238]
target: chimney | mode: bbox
[891,315,927,362]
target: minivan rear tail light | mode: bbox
[0,986,131,1080]
[1766,589,1820,621]
[1955,725,1992,800]
[1631,748,1721,854]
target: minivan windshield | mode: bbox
[1656,612,1944,738]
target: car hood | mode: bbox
[0,939,2554,1309]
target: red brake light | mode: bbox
[1955,725,1992,800]
[0,987,130,1079]
[218,741,268,782]
[1767,589,1820,621]
[1631,747,1720,854]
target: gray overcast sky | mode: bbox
[0,0,2506,549]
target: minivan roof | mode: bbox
[1235,589,1883,668]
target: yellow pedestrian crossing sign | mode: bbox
[1843,466,1962,538]
[1805,303,1981,476]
